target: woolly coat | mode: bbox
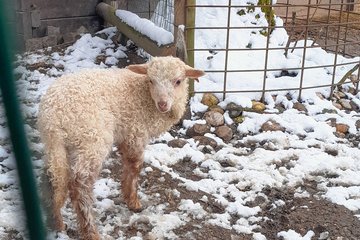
[38,68,187,170]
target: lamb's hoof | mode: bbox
[130,206,144,213]
[128,200,143,212]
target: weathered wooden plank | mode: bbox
[96,2,175,57]
[31,0,101,19]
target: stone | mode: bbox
[201,93,219,107]
[333,91,346,100]
[348,87,356,95]
[350,100,359,111]
[332,101,343,110]
[339,99,352,110]
[326,118,337,127]
[204,111,224,127]
[261,120,285,132]
[356,120,360,130]
[293,102,307,113]
[186,124,211,137]
[226,102,243,118]
[252,101,266,112]
[319,231,329,240]
[209,105,225,115]
[316,92,325,100]
[214,125,233,142]
[275,104,285,113]
[322,108,338,114]
[233,116,245,124]
[336,123,349,134]
[168,139,187,148]
[96,32,108,40]
[77,26,88,35]
[193,136,218,148]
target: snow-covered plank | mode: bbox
[96,2,175,56]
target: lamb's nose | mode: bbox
[158,101,169,112]
[158,101,168,109]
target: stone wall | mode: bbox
[13,0,161,52]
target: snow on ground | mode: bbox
[0,1,360,239]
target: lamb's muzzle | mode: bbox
[38,56,204,240]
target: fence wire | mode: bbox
[186,0,360,100]
[151,0,175,34]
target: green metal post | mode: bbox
[0,1,46,239]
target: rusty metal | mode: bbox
[297,0,311,101]
[330,1,345,97]
[222,0,232,100]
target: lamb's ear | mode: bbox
[185,66,205,82]
[127,64,148,75]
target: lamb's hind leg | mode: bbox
[69,147,108,240]
[119,141,144,211]
[42,139,69,232]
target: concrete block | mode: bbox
[31,8,41,28]
[16,11,32,37]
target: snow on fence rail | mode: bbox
[186,0,360,102]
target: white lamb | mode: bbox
[38,56,204,240]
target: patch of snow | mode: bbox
[277,229,315,240]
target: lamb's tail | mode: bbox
[40,133,69,231]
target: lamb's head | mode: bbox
[127,56,204,113]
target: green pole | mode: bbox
[0,1,46,239]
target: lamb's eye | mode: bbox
[149,79,153,84]
[175,80,181,86]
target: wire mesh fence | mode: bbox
[151,0,175,34]
[185,0,360,100]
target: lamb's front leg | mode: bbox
[119,142,144,212]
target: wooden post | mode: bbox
[186,0,196,96]
[174,0,185,43]
[174,0,187,62]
